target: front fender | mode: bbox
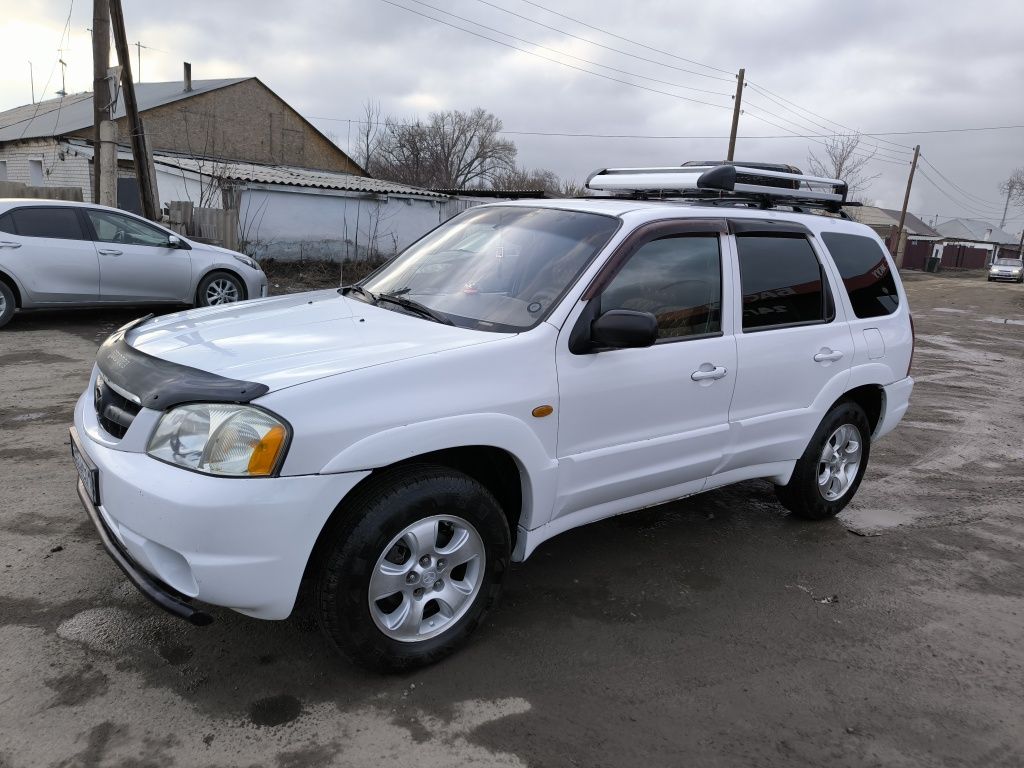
[319,412,559,531]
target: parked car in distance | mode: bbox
[69,164,914,671]
[0,199,267,328]
[988,257,1024,283]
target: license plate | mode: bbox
[70,429,100,506]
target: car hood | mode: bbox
[125,290,508,391]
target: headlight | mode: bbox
[233,254,259,270]
[147,404,289,476]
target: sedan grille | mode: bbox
[94,375,142,439]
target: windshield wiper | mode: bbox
[339,284,378,304]
[378,292,454,325]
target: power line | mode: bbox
[374,0,735,112]
[18,0,75,140]
[469,0,733,82]
[402,0,733,97]
[919,154,1003,208]
[916,168,1013,220]
[509,0,734,76]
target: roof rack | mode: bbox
[585,164,851,212]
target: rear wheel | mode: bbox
[314,464,510,671]
[0,281,15,328]
[775,401,871,520]
[197,271,245,306]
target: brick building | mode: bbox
[0,75,364,205]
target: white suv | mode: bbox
[70,165,914,670]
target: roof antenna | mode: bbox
[28,60,35,103]
[56,57,68,97]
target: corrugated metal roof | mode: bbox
[154,153,449,200]
[935,217,1018,245]
[0,79,247,143]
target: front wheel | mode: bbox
[775,401,871,520]
[197,271,245,306]
[314,465,510,670]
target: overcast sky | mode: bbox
[3,0,1023,231]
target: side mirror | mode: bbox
[590,309,658,349]
[167,234,182,248]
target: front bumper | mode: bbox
[989,272,1022,281]
[72,390,370,620]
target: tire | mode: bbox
[0,281,14,329]
[775,401,871,520]
[196,271,245,306]
[314,464,511,671]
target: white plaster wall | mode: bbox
[237,187,445,262]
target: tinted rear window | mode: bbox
[736,235,831,330]
[821,232,899,318]
[0,212,14,234]
[10,208,85,240]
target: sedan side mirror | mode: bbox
[590,309,658,349]
[167,234,190,250]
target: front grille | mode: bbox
[94,375,142,439]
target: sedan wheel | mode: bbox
[197,272,244,307]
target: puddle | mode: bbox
[840,506,920,536]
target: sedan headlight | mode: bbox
[147,404,289,476]
[233,254,260,270]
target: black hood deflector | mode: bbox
[96,315,270,410]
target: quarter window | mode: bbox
[821,232,900,318]
[9,207,85,240]
[736,234,831,331]
[601,235,722,340]
[86,209,171,247]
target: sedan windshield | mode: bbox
[358,206,620,332]
[993,259,1022,267]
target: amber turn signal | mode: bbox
[531,405,554,418]
[247,424,288,475]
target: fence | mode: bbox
[0,181,83,201]
[166,201,238,251]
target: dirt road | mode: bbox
[1,271,1021,767]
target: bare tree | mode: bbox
[354,99,383,173]
[374,108,517,188]
[490,166,561,193]
[998,168,1024,227]
[807,134,880,202]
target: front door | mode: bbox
[84,209,192,303]
[554,222,737,524]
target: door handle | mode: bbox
[98,249,123,256]
[0,241,22,248]
[691,365,728,381]
[813,349,844,363]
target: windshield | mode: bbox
[359,206,620,332]
[994,258,1022,267]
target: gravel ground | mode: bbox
[0,270,1022,767]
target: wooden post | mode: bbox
[109,0,159,220]
[726,68,745,162]
[91,0,111,204]
[894,144,920,267]
[98,120,117,206]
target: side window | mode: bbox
[601,235,722,340]
[820,232,900,318]
[736,234,831,331]
[10,208,85,240]
[86,210,170,247]
[0,212,15,234]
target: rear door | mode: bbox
[83,208,192,303]
[722,221,854,472]
[0,206,99,304]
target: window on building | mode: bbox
[601,235,722,340]
[10,207,85,240]
[0,160,7,181]
[28,159,44,186]
[821,232,900,318]
[736,234,832,331]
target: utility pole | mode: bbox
[92,0,112,204]
[999,185,1015,229]
[894,144,921,267]
[726,68,745,162]
[109,0,159,220]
